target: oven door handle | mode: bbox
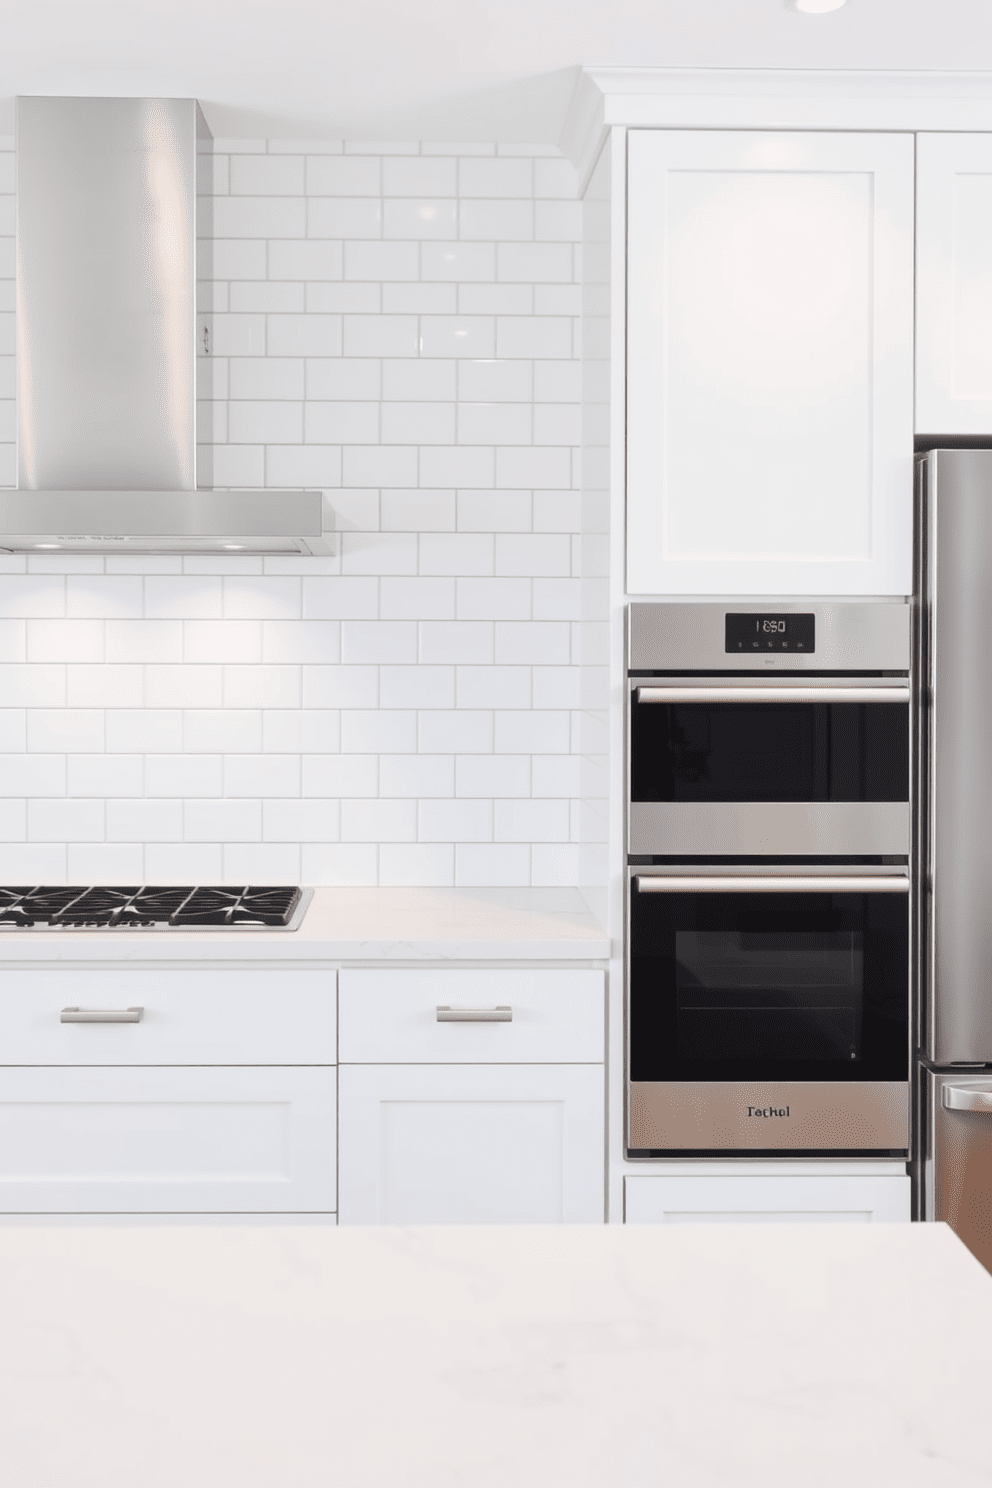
[633,875,910,894]
[634,686,911,704]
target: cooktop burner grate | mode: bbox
[0,885,304,929]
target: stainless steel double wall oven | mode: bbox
[627,602,912,1156]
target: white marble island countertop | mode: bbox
[0,886,610,962]
[1,1222,988,1487]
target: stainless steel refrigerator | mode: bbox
[918,449,992,1269]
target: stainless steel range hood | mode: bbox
[3,96,331,555]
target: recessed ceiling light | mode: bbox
[795,0,845,11]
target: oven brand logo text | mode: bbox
[747,1106,791,1118]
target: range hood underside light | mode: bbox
[0,490,334,555]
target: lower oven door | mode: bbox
[628,870,910,1155]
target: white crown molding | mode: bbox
[560,66,992,192]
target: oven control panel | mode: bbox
[725,612,815,654]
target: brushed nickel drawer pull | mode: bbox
[436,1006,512,1023]
[61,1007,144,1024]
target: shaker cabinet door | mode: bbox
[338,1064,604,1225]
[916,133,992,436]
[626,130,915,597]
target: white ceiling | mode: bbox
[1,0,990,144]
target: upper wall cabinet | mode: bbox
[626,131,915,597]
[916,134,992,436]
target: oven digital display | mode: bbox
[725,612,815,654]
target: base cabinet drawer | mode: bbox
[0,969,336,1065]
[339,1064,604,1225]
[339,970,604,1064]
[0,1066,337,1213]
[625,1174,911,1224]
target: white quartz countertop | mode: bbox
[0,887,610,962]
[0,1222,987,1487]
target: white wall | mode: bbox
[0,138,584,887]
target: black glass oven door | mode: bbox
[630,693,908,804]
[629,879,908,1083]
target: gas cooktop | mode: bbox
[0,886,311,930]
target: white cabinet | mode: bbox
[338,969,605,1225]
[0,967,338,1215]
[626,130,915,597]
[916,133,992,435]
[0,1066,337,1213]
[624,1173,910,1225]
[339,1064,603,1224]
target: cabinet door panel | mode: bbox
[916,133,992,435]
[624,1174,910,1224]
[0,1066,337,1212]
[626,130,914,596]
[339,1064,603,1225]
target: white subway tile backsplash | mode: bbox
[418,709,492,754]
[341,709,417,754]
[379,664,453,709]
[455,842,530,887]
[26,620,102,663]
[379,753,453,798]
[262,709,339,753]
[224,665,301,709]
[455,753,529,798]
[263,798,340,842]
[213,197,306,238]
[224,754,300,797]
[304,753,377,797]
[345,241,418,281]
[306,156,380,195]
[106,799,182,842]
[184,710,262,754]
[145,666,224,709]
[379,842,453,887]
[341,797,416,843]
[383,200,457,241]
[147,755,223,797]
[0,756,66,797]
[421,242,495,282]
[230,154,305,195]
[268,240,344,279]
[418,621,493,666]
[308,197,382,239]
[302,665,378,708]
[381,402,454,445]
[27,710,103,752]
[185,799,261,841]
[66,665,143,708]
[146,842,224,882]
[455,577,530,620]
[0,140,581,888]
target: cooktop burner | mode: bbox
[0,886,307,930]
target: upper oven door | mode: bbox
[628,680,911,857]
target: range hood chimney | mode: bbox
[0,97,331,554]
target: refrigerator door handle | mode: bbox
[942,1085,992,1114]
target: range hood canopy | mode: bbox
[8,96,332,555]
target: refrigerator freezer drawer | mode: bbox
[925,1069,992,1272]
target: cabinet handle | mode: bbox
[436,1006,512,1023]
[60,1007,144,1024]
